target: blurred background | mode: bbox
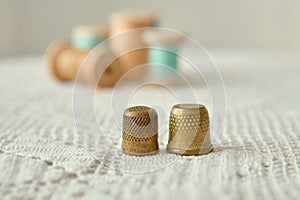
[1,0,300,57]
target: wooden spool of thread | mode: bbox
[71,25,109,51]
[46,40,122,87]
[143,30,185,78]
[109,11,157,77]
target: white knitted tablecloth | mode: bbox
[0,50,300,200]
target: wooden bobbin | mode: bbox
[143,30,185,78]
[109,11,157,77]
[46,40,122,87]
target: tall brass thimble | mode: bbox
[122,106,159,156]
[167,104,213,156]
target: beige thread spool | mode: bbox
[122,106,159,156]
[46,40,122,87]
[109,11,157,77]
[167,104,213,156]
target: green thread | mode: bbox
[149,47,178,77]
[72,36,104,51]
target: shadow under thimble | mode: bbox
[167,104,213,156]
[122,106,159,156]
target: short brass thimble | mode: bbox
[122,106,159,156]
[167,104,213,156]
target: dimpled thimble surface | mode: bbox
[167,104,213,156]
[122,106,159,156]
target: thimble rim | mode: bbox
[167,146,213,156]
[122,150,159,156]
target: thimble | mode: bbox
[122,106,159,156]
[167,104,213,156]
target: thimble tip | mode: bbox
[123,105,155,117]
[173,104,205,109]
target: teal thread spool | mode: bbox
[72,37,103,51]
[149,46,178,77]
[71,25,108,51]
[143,30,184,78]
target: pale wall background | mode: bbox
[0,0,300,57]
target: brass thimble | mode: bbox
[122,106,159,156]
[167,104,213,156]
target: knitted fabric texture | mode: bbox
[0,52,299,199]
